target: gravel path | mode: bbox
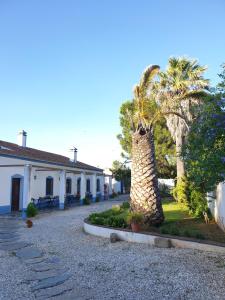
[1,195,225,300]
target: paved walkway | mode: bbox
[0,195,225,299]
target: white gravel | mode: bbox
[1,195,225,300]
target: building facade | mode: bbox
[0,131,111,215]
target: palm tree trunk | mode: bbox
[130,128,164,225]
[176,134,185,179]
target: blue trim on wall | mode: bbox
[59,202,64,210]
[0,205,11,214]
[22,209,27,219]
[92,196,96,203]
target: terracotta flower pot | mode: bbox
[131,222,141,232]
[26,219,33,228]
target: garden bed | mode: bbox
[88,198,225,245]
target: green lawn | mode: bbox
[149,198,225,243]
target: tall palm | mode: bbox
[129,65,164,225]
[155,57,209,179]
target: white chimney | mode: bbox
[74,148,78,163]
[17,130,27,147]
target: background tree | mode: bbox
[217,63,225,97]
[155,57,209,180]
[110,160,131,193]
[117,101,176,178]
[182,97,225,215]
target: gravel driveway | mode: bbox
[1,195,225,300]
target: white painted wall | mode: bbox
[0,165,24,208]
[213,182,225,232]
[0,155,104,212]
[112,178,121,193]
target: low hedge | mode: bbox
[88,202,130,228]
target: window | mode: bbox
[66,178,72,194]
[86,179,90,193]
[96,178,100,192]
[46,177,53,196]
[77,178,81,194]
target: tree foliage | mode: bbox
[110,160,131,192]
[155,57,209,180]
[117,100,176,178]
[217,63,225,96]
[182,96,225,215]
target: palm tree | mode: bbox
[128,65,164,225]
[155,57,209,179]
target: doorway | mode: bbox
[11,178,21,211]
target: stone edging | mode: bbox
[83,220,225,253]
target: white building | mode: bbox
[0,131,112,216]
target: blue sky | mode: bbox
[0,0,224,169]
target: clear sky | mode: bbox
[0,0,224,169]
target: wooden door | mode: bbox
[11,178,20,211]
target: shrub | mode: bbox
[111,205,121,213]
[195,232,205,240]
[110,192,118,199]
[126,211,143,225]
[26,202,38,218]
[120,201,130,209]
[169,226,180,236]
[183,229,191,237]
[88,210,127,228]
[160,227,169,234]
[83,197,91,205]
[95,196,100,202]
[188,186,208,217]
[172,176,189,206]
[107,215,127,228]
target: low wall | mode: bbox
[84,220,225,253]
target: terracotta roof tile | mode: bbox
[0,140,103,172]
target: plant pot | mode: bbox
[131,222,141,232]
[26,219,33,228]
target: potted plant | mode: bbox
[127,211,143,232]
[26,219,33,228]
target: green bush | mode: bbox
[95,196,100,202]
[194,232,205,240]
[172,176,189,206]
[169,226,180,236]
[188,186,208,217]
[111,205,121,213]
[107,215,127,228]
[160,227,169,234]
[120,201,130,209]
[183,229,191,237]
[88,209,127,228]
[26,202,38,218]
[83,197,91,205]
[126,211,143,224]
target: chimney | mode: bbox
[17,130,27,147]
[73,147,78,163]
